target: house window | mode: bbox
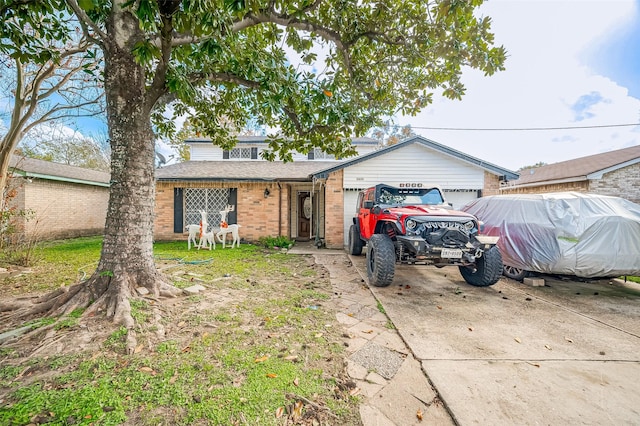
[224,147,259,160]
[311,148,335,160]
[184,188,233,227]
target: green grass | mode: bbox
[0,237,360,425]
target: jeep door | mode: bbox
[359,189,376,239]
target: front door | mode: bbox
[297,192,312,241]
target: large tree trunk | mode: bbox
[77,13,180,332]
[0,8,180,353]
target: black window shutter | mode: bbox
[228,188,238,224]
[308,151,315,160]
[173,188,184,233]
[223,150,229,159]
[251,147,258,159]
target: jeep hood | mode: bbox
[384,205,476,218]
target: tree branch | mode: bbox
[65,0,107,46]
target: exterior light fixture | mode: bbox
[264,188,270,198]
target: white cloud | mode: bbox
[401,0,640,171]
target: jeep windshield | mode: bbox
[376,186,445,206]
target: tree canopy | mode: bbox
[0,0,506,353]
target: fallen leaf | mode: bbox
[169,374,178,384]
[177,321,186,327]
[275,406,284,418]
[138,366,156,375]
[314,333,323,338]
[134,344,144,354]
[527,362,541,368]
[405,285,411,289]
[284,355,298,362]
[565,337,574,343]
[254,356,269,363]
[292,401,304,420]
[349,387,361,396]
[266,373,278,378]
[323,89,333,97]
[363,329,373,334]
[468,327,473,331]
[293,377,300,387]
[347,313,354,317]
[417,408,423,421]
[181,346,191,353]
[545,344,552,350]
[514,337,522,343]
[436,306,442,310]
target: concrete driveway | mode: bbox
[349,256,640,425]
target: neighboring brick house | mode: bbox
[500,144,640,203]
[155,135,518,248]
[6,156,110,241]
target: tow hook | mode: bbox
[474,248,483,258]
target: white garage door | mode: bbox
[442,190,479,210]
[342,190,360,246]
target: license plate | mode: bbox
[441,248,462,258]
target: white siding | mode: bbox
[190,144,225,160]
[188,142,378,162]
[343,144,484,190]
[355,145,378,156]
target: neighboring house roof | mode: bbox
[9,156,110,186]
[185,135,379,145]
[311,135,520,180]
[156,160,338,182]
[507,144,640,187]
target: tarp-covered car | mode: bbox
[462,192,640,280]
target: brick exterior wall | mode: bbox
[483,171,501,196]
[500,180,589,195]
[588,163,640,204]
[323,170,344,249]
[499,163,640,203]
[155,181,291,243]
[15,178,108,241]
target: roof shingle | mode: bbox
[10,156,110,185]
[513,144,640,185]
[155,160,339,181]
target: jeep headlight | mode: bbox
[464,221,475,231]
[405,218,420,235]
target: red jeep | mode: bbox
[348,184,502,287]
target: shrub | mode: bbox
[258,235,294,249]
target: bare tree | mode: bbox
[0,13,104,210]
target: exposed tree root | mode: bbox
[0,268,183,356]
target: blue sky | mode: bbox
[586,3,640,98]
[403,0,640,170]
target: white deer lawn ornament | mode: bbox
[186,210,216,250]
[216,205,241,248]
[198,229,216,250]
[185,224,200,250]
[196,210,216,250]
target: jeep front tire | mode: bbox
[458,245,503,287]
[348,224,364,255]
[366,234,395,287]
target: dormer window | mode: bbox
[310,148,335,160]
[223,147,259,160]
